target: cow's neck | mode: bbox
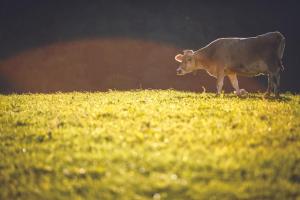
[194,49,213,69]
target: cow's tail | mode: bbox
[277,32,285,71]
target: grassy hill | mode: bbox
[0,90,299,200]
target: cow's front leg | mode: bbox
[216,70,224,95]
[228,74,240,95]
[228,73,248,96]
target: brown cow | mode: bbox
[175,31,285,97]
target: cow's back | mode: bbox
[204,31,285,75]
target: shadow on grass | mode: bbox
[222,93,292,102]
[171,90,293,102]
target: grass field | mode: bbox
[0,90,300,200]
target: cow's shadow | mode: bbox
[223,93,292,102]
[173,91,293,102]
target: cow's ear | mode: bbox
[175,54,183,62]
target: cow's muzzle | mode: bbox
[176,68,184,75]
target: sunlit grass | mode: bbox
[0,90,299,200]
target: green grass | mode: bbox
[0,90,300,200]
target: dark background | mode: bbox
[0,0,299,93]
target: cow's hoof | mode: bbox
[234,91,241,96]
[240,89,248,95]
[215,93,221,97]
[234,89,248,97]
[263,92,271,98]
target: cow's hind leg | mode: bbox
[271,72,281,98]
[266,57,282,98]
[264,74,273,97]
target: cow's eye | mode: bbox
[187,58,192,62]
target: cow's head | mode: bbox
[175,50,197,75]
